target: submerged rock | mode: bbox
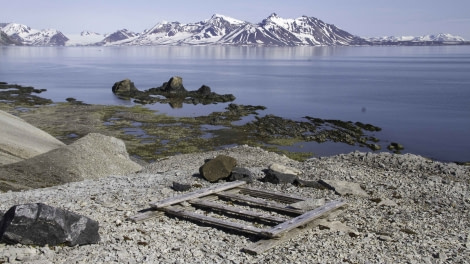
[112,79,139,97]
[161,76,186,93]
[112,76,236,107]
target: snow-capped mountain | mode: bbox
[0,30,20,45]
[218,13,367,46]
[0,23,68,46]
[116,14,246,46]
[1,15,468,47]
[102,29,139,44]
[65,31,105,46]
[106,13,365,46]
[367,33,466,43]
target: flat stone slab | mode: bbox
[319,179,369,197]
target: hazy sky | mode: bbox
[2,0,470,39]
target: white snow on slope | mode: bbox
[66,31,104,46]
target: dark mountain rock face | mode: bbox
[102,29,138,43]
[0,31,20,45]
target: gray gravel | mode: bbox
[0,145,469,263]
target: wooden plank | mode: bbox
[242,217,326,255]
[216,192,304,215]
[128,209,164,222]
[189,199,288,224]
[262,200,347,238]
[238,187,305,204]
[150,181,246,209]
[161,205,269,237]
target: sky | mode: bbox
[2,0,470,39]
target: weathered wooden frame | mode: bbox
[129,180,347,254]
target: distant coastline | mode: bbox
[1,14,468,47]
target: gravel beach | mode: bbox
[0,145,469,263]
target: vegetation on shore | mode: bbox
[2,82,397,162]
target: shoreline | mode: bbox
[1,82,469,262]
[4,81,468,165]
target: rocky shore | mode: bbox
[0,81,469,263]
[0,145,469,263]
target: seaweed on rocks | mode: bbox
[0,82,52,106]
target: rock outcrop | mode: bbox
[112,77,236,107]
[0,110,65,165]
[0,133,142,191]
[111,79,139,97]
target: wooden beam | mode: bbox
[127,209,163,222]
[238,187,305,204]
[150,181,246,209]
[216,192,304,215]
[189,199,288,224]
[262,200,347,238]
[161,205,269,237]
[242,217,326,255]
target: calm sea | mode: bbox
[1,45,469,162]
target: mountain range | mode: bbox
[1,14,468,47]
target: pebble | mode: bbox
[0,146,469,263]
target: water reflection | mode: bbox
[1,45,346,61]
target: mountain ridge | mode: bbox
[1,14,468,46]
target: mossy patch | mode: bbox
[3,82,400,164]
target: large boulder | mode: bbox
[0,133,142,191]
[161,76,186,93]
[199,155,237,182]
[0,203,100,246]
[112,79,139,97]
[0,110,65,165]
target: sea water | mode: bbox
[1,45,469,162]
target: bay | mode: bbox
[1,45,469,162]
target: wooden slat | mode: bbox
[189,199,288,224]
[262,200,347,238]
[238,187,305,204]
[150,181,246,208]
[127,209,164,222]
[242,217,327,255]
[216,192,304,215]
[161,205,269,237]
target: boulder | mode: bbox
[197,85,211,96]
[0,133,142,191]
[262,169,298,184]
[162,76,186,93]
[0,110,65,165]
[228,167,254,183]
[112,79,139,97]
[0,203,100,246]
[199,155,237,182]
